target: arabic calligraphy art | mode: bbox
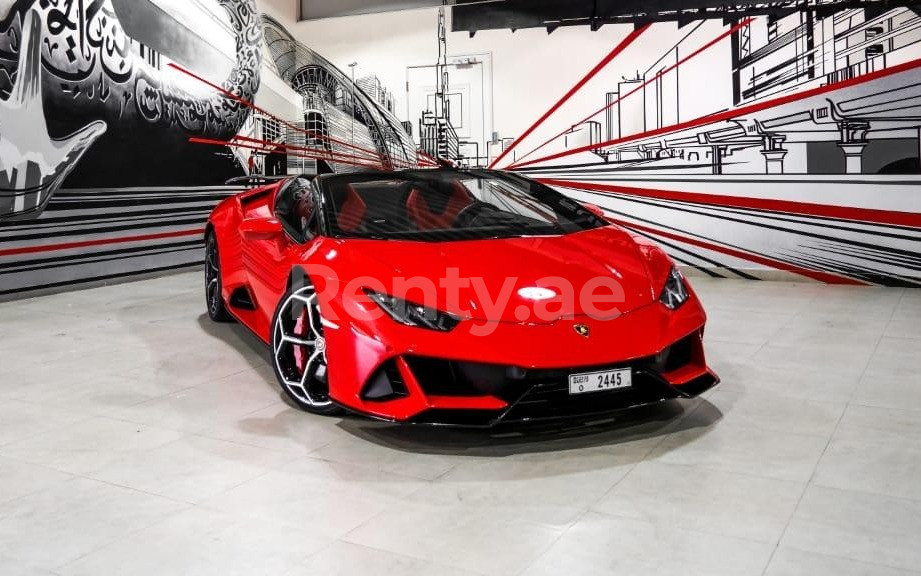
[0,0,263,219]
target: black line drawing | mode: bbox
[510,7,921,285]
[0,0,263,220]
[261,15,417,173]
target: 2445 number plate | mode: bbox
[568,368,632,395]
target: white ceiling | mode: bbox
[298,0,447,20]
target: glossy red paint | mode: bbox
[208,175,717,425]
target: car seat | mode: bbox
[406,180,472,230]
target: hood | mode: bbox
[335,226,655,324]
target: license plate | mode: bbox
[568,368,632,395]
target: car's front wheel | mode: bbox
[271,284,342,415]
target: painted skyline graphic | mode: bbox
[483,8,921,286]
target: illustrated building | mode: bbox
[261,15,417,173]
[596,6,921,175]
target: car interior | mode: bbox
[276,173,597,241]
[327,178,476,235]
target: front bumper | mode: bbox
[338,328,718,427]
[324,293,717,427]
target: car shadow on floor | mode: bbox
[333,398,723,457]
[196,314,273,360]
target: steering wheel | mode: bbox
[453,201,496,228]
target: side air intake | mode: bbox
[229,286,257,311]
[361,360,409,401]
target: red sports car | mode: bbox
[205,169,717,426]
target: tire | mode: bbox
[271,282,342,415]
[205,232,233,322]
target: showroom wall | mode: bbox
[292,6,921,286]
[1,1,920,296]
[0,0,301,297]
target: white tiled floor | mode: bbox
[0,271,919,576]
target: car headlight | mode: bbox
[659,267,689,310]
[364,289,460,332]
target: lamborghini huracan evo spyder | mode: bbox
[204,169,718,426]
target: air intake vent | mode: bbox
[361,360,408,402]
[662,333,696,372]
[229,286,256,311]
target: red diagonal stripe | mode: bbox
[167,63,406,167]
[539,178,921,229]
[511,18,752,168]
[0,229,204,258]
[610,218,865,285]
[488,24,650,169]
[511,55,921,169]
[190,137,387,171]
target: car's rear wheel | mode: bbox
[272,284,342,415]
[205,232,232,322]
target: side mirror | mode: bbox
[240,218,283,239]
[582,203,606,218]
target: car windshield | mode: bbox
[318,170,606,241]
